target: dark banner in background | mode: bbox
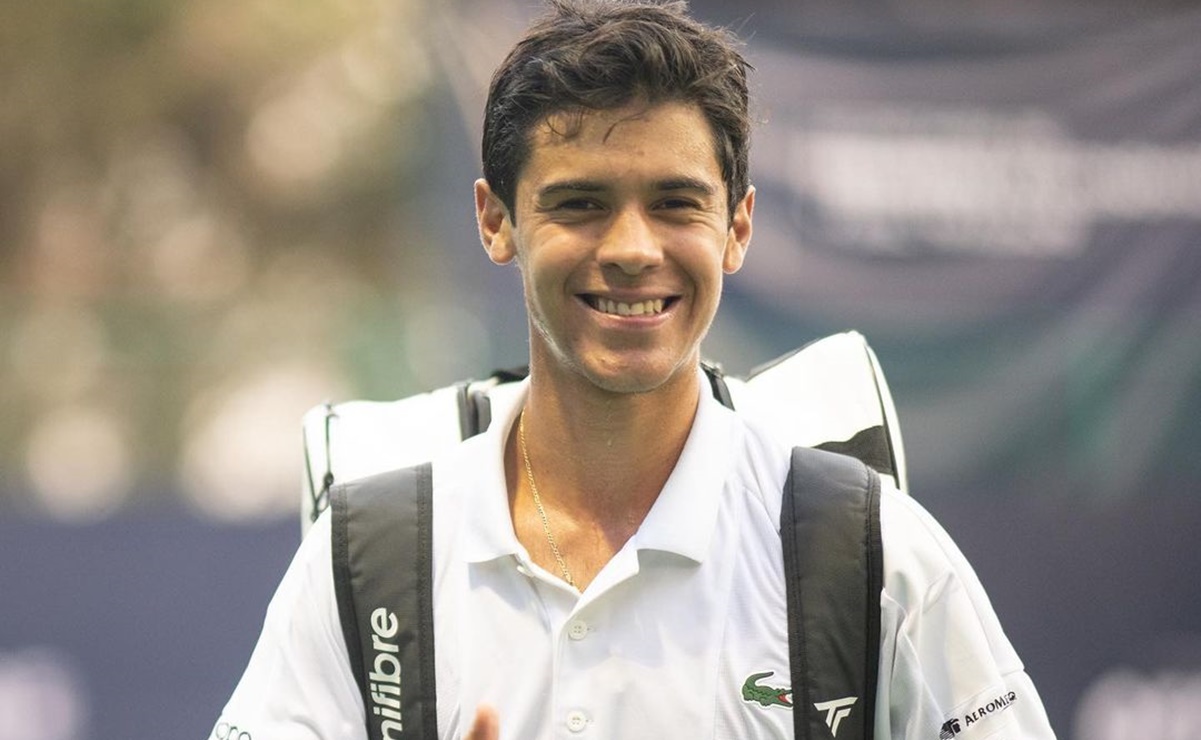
[2,2,1198,739]
[735,6,1201,502]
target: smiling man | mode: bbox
[210,2,1056,739]
[473,98,753,598]
[478,99,751,401]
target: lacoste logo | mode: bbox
[814,696,858,737]
[741,671,793,708]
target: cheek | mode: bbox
[517,231,579,284]
[681,237,730,283]
[515,248,567,318]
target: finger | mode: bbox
[465,704,500,740]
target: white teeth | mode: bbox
[593,298,666,316]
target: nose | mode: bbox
[596,207,663,276]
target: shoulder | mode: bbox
[267,512,346,656]
[722,406,793,519]
[878,488,990,611]
[215,511,364,735]
[877,485,1027,676]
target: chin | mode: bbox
[583,373,662,396]
[576,355,696,397]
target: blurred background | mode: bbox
[1,0,1199,737]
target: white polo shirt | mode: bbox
[212,382,1056,739]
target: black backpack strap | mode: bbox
[454,381,480,440]
[701,360,735,410]
[460,367,530,441]
[782,446,883,740]
[331,464,438,740]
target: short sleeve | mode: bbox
[874,489,1057,740]
[207,512,366,740]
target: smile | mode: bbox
[584,296,672,317]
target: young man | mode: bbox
[211,1,1056,738]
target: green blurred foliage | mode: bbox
[0,0,440,515]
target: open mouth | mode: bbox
[583,295,675,317]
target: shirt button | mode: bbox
[567,619,589,641]
[566,710,589,733]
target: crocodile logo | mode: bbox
[741,671,793,708]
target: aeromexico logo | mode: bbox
[368,607,406,739]
[940,690,1018,737]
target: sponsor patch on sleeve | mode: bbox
[939,687,1020,737]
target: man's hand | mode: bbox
[465,705,499,740]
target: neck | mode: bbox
[503,359,702,590]
[519,362,700,516]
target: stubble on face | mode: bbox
[505,101,751,400]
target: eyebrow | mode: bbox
[537,180,607,198]
[654,177,717,195]
[536,177,717,198]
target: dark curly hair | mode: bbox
[481,0,752,220]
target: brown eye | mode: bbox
[657,195,701,210]
[559,199,598,210]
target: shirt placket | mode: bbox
[531,546,642,738]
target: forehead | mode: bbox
[518,101,723,192]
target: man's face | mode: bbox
[475,100,754,396]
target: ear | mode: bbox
[722,185,754,274]
[475,179,516,265]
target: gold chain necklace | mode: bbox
[518,411,576,589]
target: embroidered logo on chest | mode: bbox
[741,671,793,708]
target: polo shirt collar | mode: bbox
[458,373,736,565]
[629,385,734,563]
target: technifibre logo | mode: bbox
[211,720,251,740]
[368,606,406,739]
[814,696,858,737]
